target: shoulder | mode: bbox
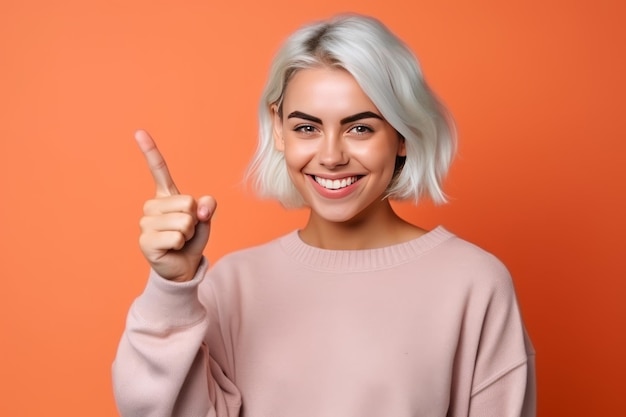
[424,228,515,294]
[438,231,508,273]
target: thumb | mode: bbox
[185,195,216,256]
[197,195,217,222]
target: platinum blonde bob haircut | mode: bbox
[247,14,456,207]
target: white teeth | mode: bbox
[314,176,358,190]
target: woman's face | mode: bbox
[273,67,405,224]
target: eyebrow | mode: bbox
[287,111,383,125]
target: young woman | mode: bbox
[113,14,536,417]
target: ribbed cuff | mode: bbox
[132,258,210,329]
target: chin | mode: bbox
[318,213,359,224]
[308,201,367,224]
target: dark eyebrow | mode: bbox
[287,110,383,125]
[287,111,322,124]
[340,111,383,125]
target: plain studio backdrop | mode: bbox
[1,0,624,415]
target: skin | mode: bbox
[273,67,426,250]
[135,130,216,282]
[135,66,425,281]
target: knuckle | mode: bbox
[142,199,154,214]
[138,215,150,231]
[173,233,186,250]
[180,213,195,230]
[153,157,169,172]
[143,198,166,215]
[138,233,150,250]
[179,195,196,211]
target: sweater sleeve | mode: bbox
[469,330,536,417]
[467,266,537,417]
[112,259,242,417]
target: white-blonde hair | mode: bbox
[247,14,456,207]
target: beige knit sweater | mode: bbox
[113,226,536,417]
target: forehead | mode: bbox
[281,67,379,117]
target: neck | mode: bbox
[299,200,427,250]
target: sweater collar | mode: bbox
[279,226,453,272]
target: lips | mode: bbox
[313,175,360,190]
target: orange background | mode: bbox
[1,0,624,415]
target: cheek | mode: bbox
[283,140,317,168]
[350,142,399,173]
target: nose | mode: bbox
[318,134,348,169]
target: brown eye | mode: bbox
[294,125,317,134]
[349,125,374,135]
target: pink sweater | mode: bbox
[113,226,536,416]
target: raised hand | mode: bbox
[134,130,217,282]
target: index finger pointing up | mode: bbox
[134,129,180,196]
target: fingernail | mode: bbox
[199,206,209,218]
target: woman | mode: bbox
[113,14,536,417]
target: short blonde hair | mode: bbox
[247,14,456,207]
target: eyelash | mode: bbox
[292,124,374,135]
[294,124,317,134]
[349,125,374,135]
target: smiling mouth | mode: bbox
[312,175,361,190]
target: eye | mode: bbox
[294,124,318,134]
[348,125,374,135]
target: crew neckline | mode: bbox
[279,225,453,272]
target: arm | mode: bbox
[112,130,241,416]
[112,260,241,417]
[469,329,536,417]
[468,266,537,417]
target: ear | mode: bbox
[397,134,407,157]
[271,104,284,152]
